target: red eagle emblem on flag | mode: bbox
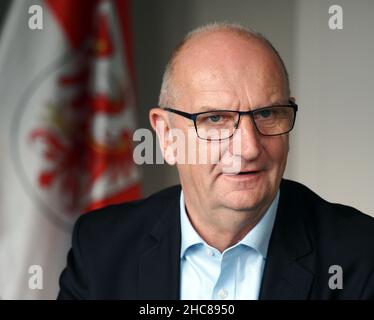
[15,0,141,226]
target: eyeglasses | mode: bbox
[164,101,298,141]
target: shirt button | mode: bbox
[218,288,228,299]
[206,249,214,257]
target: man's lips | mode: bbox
[222,169,264,175]
[237,170,261,175]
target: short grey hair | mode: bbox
[158,22,290,108]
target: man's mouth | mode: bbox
[237,171,261,175]
[223,170,262,176]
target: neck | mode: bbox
[183,193,267,253]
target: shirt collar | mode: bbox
[180,189,279,258]
[180,190,205,258]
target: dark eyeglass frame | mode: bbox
[164,100,298,140]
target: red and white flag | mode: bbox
[0,0,141,299]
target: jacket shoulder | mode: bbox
[73,185,181,245]
[281,179,374,247]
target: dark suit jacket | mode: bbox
[58,179,374,299]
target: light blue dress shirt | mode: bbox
[179,190,279,300]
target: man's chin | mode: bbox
[220,171,264,188]
[218,192,266,212]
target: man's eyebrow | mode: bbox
[251,100,290,110]
[196,100,289,112]
[196,105,236,112]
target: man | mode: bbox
[58,23,374,299]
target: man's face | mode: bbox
[166,32,290,215]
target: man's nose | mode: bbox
[231,114,262,160]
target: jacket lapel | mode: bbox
[137,190,181,299]
[259,179,314,299]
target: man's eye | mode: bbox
[257,109,273,118]
[197,112,236,128]
[200,113,232,124]
[208,114,223,122]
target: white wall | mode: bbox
[286,0,374,216]
[133,0,374,216]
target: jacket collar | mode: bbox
[137,186,182,299]
[259,179,314,299]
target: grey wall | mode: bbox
[286,0,374,216]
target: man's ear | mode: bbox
[149,108,177,165]
[289,96,296,103]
